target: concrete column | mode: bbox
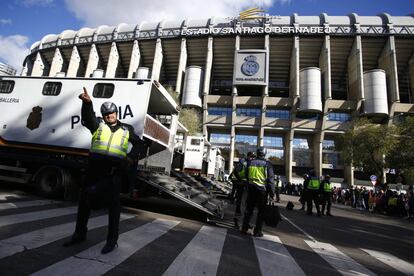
[313,132,323,177]
[378,36,400,103]
[290,36,300,98]
[285,130,294,183]
[344,165,354,188]
[263,34,270,97]
[347,36,364,101]
[319,35,331,100]
[151,38,163,81]
[202,94,208,136]
[85,44,100,78]
[31,52,46,77]
[175,38,187,93]
[67,46,81,78]
[229,124,236,173]
[105,42,119,78]
[21,59,33,76]
[410,54,414,103]
[127,40,140,78]
[49,48,64,77]
[203,36,213,95]
[259,96,266,147]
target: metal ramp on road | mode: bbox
[136,172,226,219]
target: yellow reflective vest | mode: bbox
[248,164,267,186]
[323,181,332,193]
[308,177,320,190]
[90,122,129,159]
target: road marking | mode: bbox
[0,193,27,200]
[305,240,376,276]
[0,206,78,228]
[0,213,135,259]
[254,234,305,276]
[31,218,180,276]
[281,214,316,242]
[361,248,414,276]
[163,225,227,276]
[0,200,60,210]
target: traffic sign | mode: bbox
[370,175,377,181]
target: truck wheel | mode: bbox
[35,166,66,198]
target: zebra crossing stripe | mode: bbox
[0,213,135,259]
[0,193,27,200]
[30,218,180,276]
[305,240,376,276]
[361,248,414,276]
[163,225,227,276]
[0,200,60,210]
[0,206,78,228]
[254,234,306,276]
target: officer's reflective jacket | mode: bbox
[308,176,321,190]
[246,158,275,193]
[321,180,332,193]
[91,122,129,159]
[234,159,248,181]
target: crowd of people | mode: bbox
[278,178,414,219]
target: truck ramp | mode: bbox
[136,172,226,219]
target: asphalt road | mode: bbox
[0,185,413,276]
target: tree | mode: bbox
[386,116,414,184]
[179,107,202,135]
[335,118,399,184]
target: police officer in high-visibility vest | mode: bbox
[241,147,275,237]
[63,87,143,254]
[320,174,333,216]
[232,151,254,228]
[306,169,321,216]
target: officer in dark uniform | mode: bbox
[320,174,333,216]
[232,151,254,228]
[299,173,309,211]
[241,147,275,237]
[306,169,321,216]
[63,87,143,254]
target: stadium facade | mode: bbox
[21,13,414,185]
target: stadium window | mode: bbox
[327,112,351,122]
[296,112,321,120]
[42,82,62,96]
[0,80,15,94]
[265,109,290,119]
[93,83,114,98]
[236,107,261,117]
[207,106,232,116]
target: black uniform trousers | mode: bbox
[321,192,332,215]
[306,189,321,215]
[234,181,247,215]
[74,160,122,245]
[242,184,267,234]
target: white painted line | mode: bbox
[0,193,27,200]
[254,234,306,276]
[0,213,135,259]
[361,248,414,276]
[0,200,60,210]
[305,240,376,276]
[0,206,78,228]
[281,214,316,242]
[31,218,180,276]
[163,226,227,276]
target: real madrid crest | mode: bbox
[241,55,259,76]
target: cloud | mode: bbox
[0,35,30,73]
[65,0,283,27]
[21,0,54,7]
[0,18,12,25]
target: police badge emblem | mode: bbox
[241,55,259,76]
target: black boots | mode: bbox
[101,242,118,254]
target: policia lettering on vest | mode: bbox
[63,87,144,254]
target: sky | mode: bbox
[0,0,413,72]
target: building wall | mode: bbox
[23,14,414,185]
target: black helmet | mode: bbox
[101,102,117,115]
[303,173,309,179]
[256,147,266,157]
[247,151,255,158]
